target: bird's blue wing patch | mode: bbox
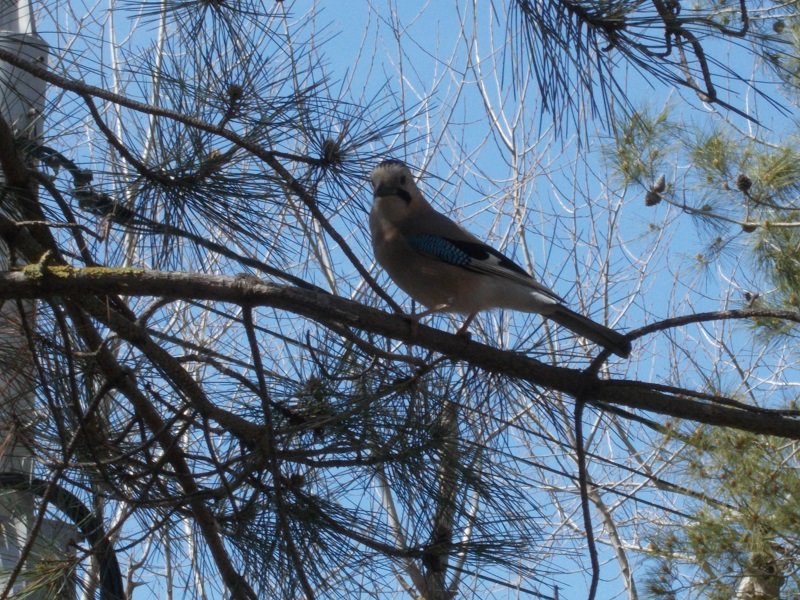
[408,234,564,302]
[408,234,472,267]
[409,234,527,274]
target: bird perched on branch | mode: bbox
[368,159,631,358]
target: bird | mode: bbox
[368,159,632,358]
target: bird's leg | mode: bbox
[456,312,477,336]
[404,304,450,339]
[407,304,450,323]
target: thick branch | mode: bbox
[1,268,798,440]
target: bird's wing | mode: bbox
[407,233,564,302]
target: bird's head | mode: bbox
[370,159,416,204]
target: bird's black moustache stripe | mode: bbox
[395,188,412,203]
[375,185,412,203]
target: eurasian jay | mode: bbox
[369,159,631,358]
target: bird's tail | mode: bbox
[548,306,631,358]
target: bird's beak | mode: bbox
[373,183,396,198]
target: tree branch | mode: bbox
[1,268,798,440]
